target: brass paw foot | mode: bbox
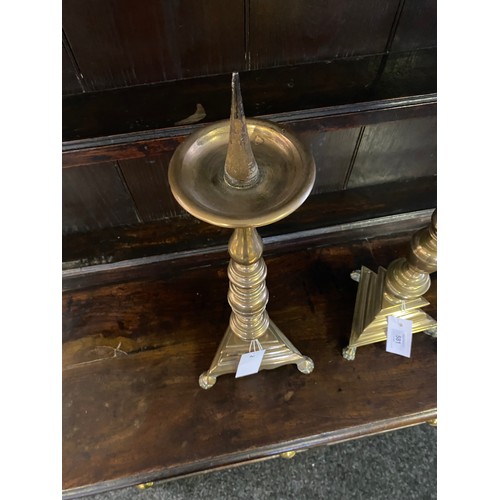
[342,346,357,361]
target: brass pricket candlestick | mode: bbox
[343,210,437,361]
[168,73,316,388]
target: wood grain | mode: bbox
[62,232,437,497]
[62,42,84,96]
[374,47,437,100]
[62,56,383,144]
[62,177,437,273]
[61,100,436,238]
[392,0,437,52]
[62,162,140,234]
[61,89,436,238]
[347,115,436,188]
[118,154,182,222]
[299,128,361,195]
[248,0,400,68]
[62,0,246,91]
[62,94,436,168]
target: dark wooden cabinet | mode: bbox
[62,1,437,497]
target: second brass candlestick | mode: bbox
[343,210,437,361]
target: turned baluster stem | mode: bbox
[384,210,437,303]
[227,227,270,341]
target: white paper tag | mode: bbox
[235,349,266,378]
[386,316,413,358]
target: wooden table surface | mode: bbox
[62,233,437,498]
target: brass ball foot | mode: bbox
[297,357,314,374]
[199,372,217,389]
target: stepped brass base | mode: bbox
[343,266,437,361]
[199,319,314,389]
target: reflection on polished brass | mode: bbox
[280,451,297,459]
[428,418,438,427]
[136,482,154,490]
[224,73,259,188]
[169,72,316,388]
[198,226,314,389]
[343,210,437,361]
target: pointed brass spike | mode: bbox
[223,72,260,188]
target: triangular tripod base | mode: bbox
[343,266,437,361]
[199,319,314,389]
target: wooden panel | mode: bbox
[347,116,436,188]
[62,0,245,91]
[62,162,140,234]
[298,128,361,194]
[374,48,437,100]
[62,43,83,96]
[62,94,436,167]
[62,178,437,286]
[118,154,183,222]
[62,231,437,496]
[62,209,435,294]
[62,56,383,144]
[392,0,437,52]
[248,0,400,69]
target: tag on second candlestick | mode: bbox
[235,349,266,378]
[386,316,413,358]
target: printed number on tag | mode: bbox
[386,316,413,358]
